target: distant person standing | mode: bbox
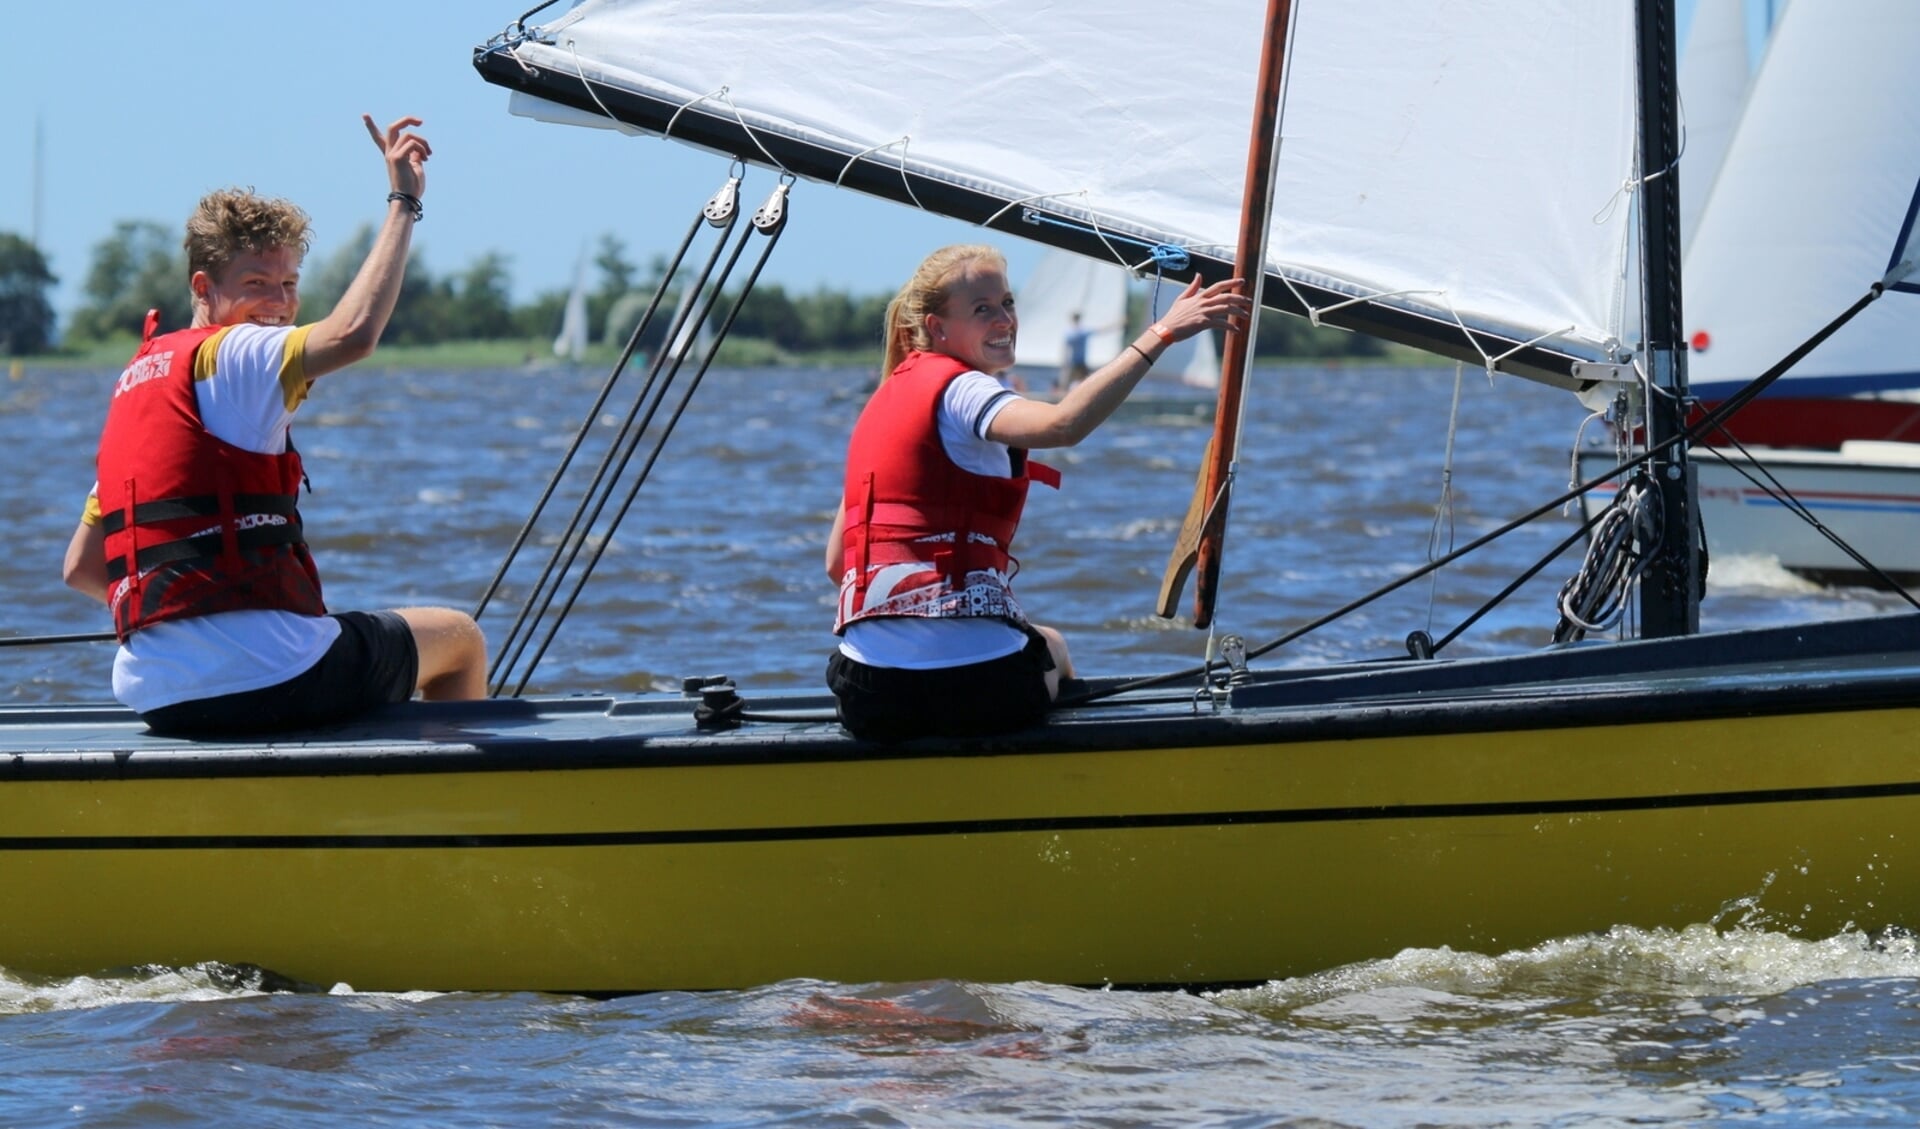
[823,244,1249,741]
[1058,310,1093,393]
[61,114,487,736]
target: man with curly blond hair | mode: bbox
[63,115,487,736]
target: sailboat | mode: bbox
[552,245,592,362]
[664,281,712,363]
[1579,0,1920,586]
[1008,247,1130,391]
[6,0,1920,995]
[1009,247,1216,413]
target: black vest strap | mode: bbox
[104,522,307,582]
[99,492,300,535]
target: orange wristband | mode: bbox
[1148,322,1175,345]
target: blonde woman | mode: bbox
[824,244,1248,740]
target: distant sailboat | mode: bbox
[664,282,712,363]
[553,248,591,362]
[1010,248,1129,389]
[1011,248,1218,393]
[1152,322,1220,390]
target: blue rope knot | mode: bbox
[1146,245,1191,319]
[1148,245,1189,271]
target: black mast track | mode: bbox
[1633,0,1701,637]
[472,46,1604,387]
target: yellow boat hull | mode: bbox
[5,673,1917,991]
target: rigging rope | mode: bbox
[473,173,742,630]
[481,173,792,698]
[0,631,113,649]
[1422,362,1466,642]
[834,136,927,213]
[1058,277,1903,709]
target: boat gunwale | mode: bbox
[5,613,1919,782]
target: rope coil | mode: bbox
[1554,473,1659,642]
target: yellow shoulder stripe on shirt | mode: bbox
[191,325,236,382]
[190,324,317,412]
[279,325,315,410]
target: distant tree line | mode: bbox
[0,233,57,354]
[0,224,1381,362]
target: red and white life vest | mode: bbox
[834,351,1059,633]
[96,323,325,642]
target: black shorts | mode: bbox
[140,610,419,737]
[825,627,1055,742]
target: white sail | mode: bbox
[1683,0,1920,401]
[1010,249,1129,378]
[665,283,711,362]
[1677,0,1753,256]
[553,248,591,361]
[487,0,1641,382]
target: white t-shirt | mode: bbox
[95,323,342,713]
[839,369,1032,670]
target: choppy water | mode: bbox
[3,359,1916,1126]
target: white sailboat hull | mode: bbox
[1579,445,1920,586]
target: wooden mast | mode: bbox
[1157,0,1291,628]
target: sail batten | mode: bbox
[478,0,1640,381]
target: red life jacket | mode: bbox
[835,351,1060,633]
[96,323,326,642]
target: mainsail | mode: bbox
[477,0,1641,387]
[1682,0,1920,404]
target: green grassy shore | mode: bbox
[5,335,859,373]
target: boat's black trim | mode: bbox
[1229,609,1920,708]
[8,613,1918,781]
[1790,568,1920,590]
[8,774,1920,853]
[470,47,1598,387]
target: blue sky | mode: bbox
[0,1,1015,327]
[3,1,1743,329]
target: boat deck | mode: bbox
[6,612,1919,775]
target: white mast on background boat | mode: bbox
[31,114,44,249]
